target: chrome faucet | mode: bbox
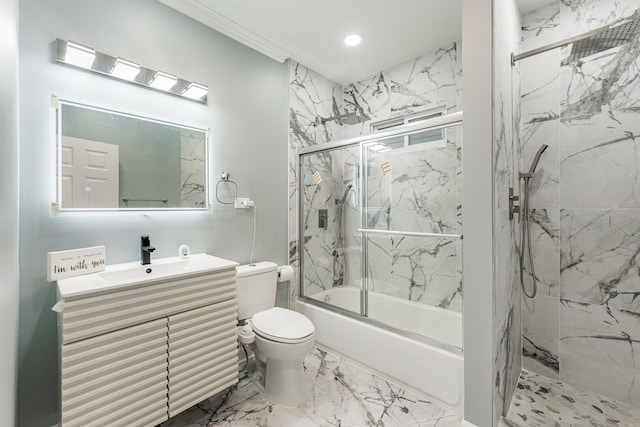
[140,235,155,265]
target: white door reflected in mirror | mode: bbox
[61,136,119,209]
[55,99,209,212]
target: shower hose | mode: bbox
[519,176,537,299]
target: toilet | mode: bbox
[236,262,316,407]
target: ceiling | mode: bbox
[159,0,557,84]
[159,0,462,85]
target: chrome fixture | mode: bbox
[55,39,208,103]
[518,144,548,298]
[337,184,353,205]
[511,13,640,65]
[122,197,168,204]
[508,187,519,220]
[318,209,328,230]
[315,111,367,126]
[140,235,156,265]
[332,185,353,287]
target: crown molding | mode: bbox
[158,0,291,63]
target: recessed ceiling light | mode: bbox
[344,34,362,47]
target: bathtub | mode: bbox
[297,286,464,414]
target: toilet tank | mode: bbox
[236,262,278,320]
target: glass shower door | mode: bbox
[361,123,463,347]
[299,144,361,314]
[298,114,463,350]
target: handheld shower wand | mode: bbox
[519,144,548,298]
[339,184,353,205]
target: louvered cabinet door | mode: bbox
[167,299,239,418]
[59,318,169,427]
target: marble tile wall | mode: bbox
[289,43,464,313]
[179,129,206,208]
[493,0,523,423]
[519,0,640,408]
[289,61,343,306]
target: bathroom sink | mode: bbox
[57,253,238,298]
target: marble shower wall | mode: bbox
[289,61,343,306]
[493,0,522,423]
[342,41,463,139]
[519,0,640,407]
[289,42,464,313]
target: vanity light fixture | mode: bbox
[111,58,141,81]
[149,71,178,91]
[55,39,208,104]
[182,82,208,100]
[64,41,96,68]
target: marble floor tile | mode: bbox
[160,347,462,427]
[504,370,640,427]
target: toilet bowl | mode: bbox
[236,263,316,407]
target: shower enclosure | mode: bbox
[298,112,463,350]
[513,2,640,408]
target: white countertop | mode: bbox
[56,253,238,299]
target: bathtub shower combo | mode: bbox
[296,112,464,412]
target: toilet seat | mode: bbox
[251,307,315,344]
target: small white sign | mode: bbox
[47,246,106,282]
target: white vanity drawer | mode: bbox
[60,268,236,344]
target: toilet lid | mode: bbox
[251,307,315,343]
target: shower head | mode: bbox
[528,144,548,175]
[566,15,640,63]
[317,112,367,126]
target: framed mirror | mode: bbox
[54,99,209,212]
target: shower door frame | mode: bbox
[297,111,464,352]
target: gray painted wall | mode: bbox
[0,0,19,424]
[62,104,184,208]
[18,0,288,425]
[462,0,494,425]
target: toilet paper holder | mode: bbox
[276,265,294,282]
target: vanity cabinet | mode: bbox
[57,262,239,427]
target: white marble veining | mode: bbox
[518,0,640,408]
[342,42,462,140]
[560,299,640,406]
[523,208,560,297]
[560,209,640,312]
[290,43,465,318]
[522,293,560,378]
[503,370,640,427]
[521,1,560,42]
[494,0,522,421]
[560,0,640,38]
[160,348,463,427]
[179,130,206,208]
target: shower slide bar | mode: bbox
[511,16,638,64]
[298,111,463,155]
[357,228,462,240]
